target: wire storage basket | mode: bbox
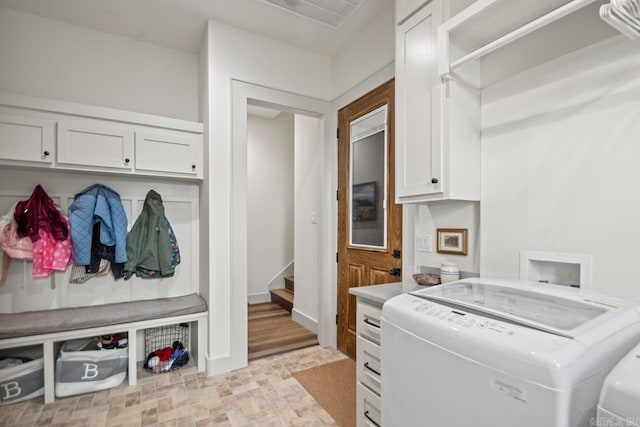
[143,323,191,373]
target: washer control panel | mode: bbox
[411,298,515,335]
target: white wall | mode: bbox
[331,1,395,100]
[0,6,198,121]
[203,20,332,373]
[293,115,324,332]
[247,113,294,302]
[412,201,480,274]
[481,36,640,302]
[200,0,394,372]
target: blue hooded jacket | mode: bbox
[68,184,128,265]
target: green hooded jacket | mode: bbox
[124,190,180,278]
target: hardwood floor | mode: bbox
[248,302,318,360]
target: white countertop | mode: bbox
[348,281,428,306]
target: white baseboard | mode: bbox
[248,292,271,305]
[207,354,232,376]
[292,308,318,334]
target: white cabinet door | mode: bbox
[135,131,201,177]
[396,0,431,23]
[57,119,134,171]
[395,0,443,201]
[0,113,54,165]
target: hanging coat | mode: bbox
[124,190,180,279]
[68,184,128,266]
[14,185,68,242]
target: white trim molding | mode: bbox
[248,292,271,305]
[230,79,330,372]
[292,308,318,334]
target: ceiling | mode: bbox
[0,0,389,56]
[247,104,282,119]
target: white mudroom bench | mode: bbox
[0,293,207,403]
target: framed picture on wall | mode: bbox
[352,181,377,221]
[437,228,468,255]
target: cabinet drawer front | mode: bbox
[0,113,54,164]
[57,120,133,170]
[357,335,381,395]
[357,301,382,344]
[357,382,382,427]
[135,131,200,176]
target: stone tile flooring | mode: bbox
[0,346,348,427]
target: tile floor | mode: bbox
[0,346,348,427]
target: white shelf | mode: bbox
[438,0,608,80]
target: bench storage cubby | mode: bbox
[0,293,207,403]
[0,345,44,405]
[55,336,128,397]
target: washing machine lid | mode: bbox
[410,278,633,339]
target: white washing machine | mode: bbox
[597,342,640,426]
[381,278,640,427]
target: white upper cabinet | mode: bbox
[0,92,203,180]
[395,0,481,203]
[396,0,431,23]
[135,131,201,177]
[57,119,134,171]
[0,112,55,165]
[396,0,443,200]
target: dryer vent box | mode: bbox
[520,251,592,289]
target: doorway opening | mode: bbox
[230,80,331,370]
[245,104,318,359]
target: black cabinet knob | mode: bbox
[43,151,50,156]
[431,178,438,184]
[192,164,196,169]
[125,158,130,163]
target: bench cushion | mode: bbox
[0,293,207,339]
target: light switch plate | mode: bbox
[417,234,432,252]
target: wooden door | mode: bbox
[337,79,402,358]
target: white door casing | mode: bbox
[230,80,330,371]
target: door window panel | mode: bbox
[349,105,388,248]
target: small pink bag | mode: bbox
[1,220,33,281]
[1,220,33,260]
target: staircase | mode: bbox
[270,275,294,313]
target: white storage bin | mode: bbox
[0,346,44,405]
[55,338,128,397]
